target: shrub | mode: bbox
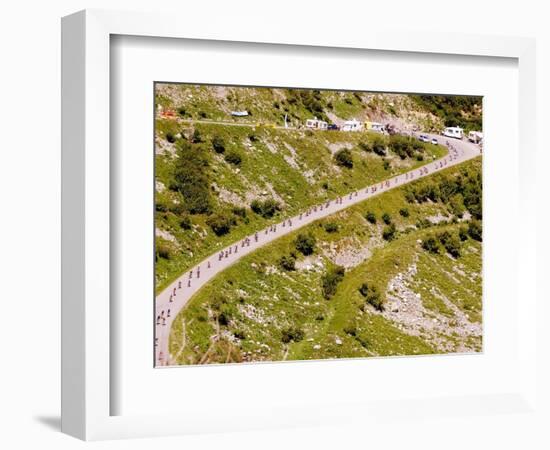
[382,223,397,241]
[437,230,462,257]
[365,211,377,224]
[155,202,168,213]
[359,283,384,311]
[248,133,259,142]
[177,107,186,117]
[399,208,410,218]
[334,148,353,168]
[295,233,316,256]
[468,219,483,241]
[324,222,339,233]
[179,214,192,230]
[192,129,203,143]
[250,198,281,218]
[156,239,172,260]
[173,141,212,214]
[343,325,357,337]
[224,150,242,166]
[198,111,207,119]
[382,212,392,225]
[206,213,235,236]
[211,135,225,153]
[166,132,176,143]
[459,226,469,241]
[278,254,296,271]
[321,265,345,299]
[389,135,418,159]
[231,207,247,218]
[383,159,391,170]
[422,235,441,254]
[281,327,304,344]
[449,193,465,218]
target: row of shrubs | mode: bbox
[404,165,482,219]
[421,220,482,257]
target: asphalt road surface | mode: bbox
[154,133,481,366]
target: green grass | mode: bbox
[168,158,482,364]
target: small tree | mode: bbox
[334,148,354,168]
[468,219,482,241]
[321,265,345,299]
[224,150,242,166]
[166,132,176,143]
[295,233,316,255]
[399,208,410,218]
[192,128,203,143]
[365,211,377,224]
[212,135,225,153]
[324,222,339,233]
[382,212,392,225]
[278,254,296,271]
[422,235,440,254]
[179,214,192,230]
[281,327,304,343]
[359,283,384,311]
[206,213,234,236]
[382,223,397,241]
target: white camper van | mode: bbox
[468,131,483,144]
[342,119,362,132]
[442,126,464,139]
[305,117,328,130]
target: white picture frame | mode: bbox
[61,9,539,441]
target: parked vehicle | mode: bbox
[327,124,339,130]
[431,138,438,145]
[442,126,464,139]
[342,118,363,132]
[418,134,429,142]
[305,117,328,130]
[468,130,483,144]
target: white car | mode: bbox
[431,138,438,145]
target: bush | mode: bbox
[250,198,281,218]
[281,327,304,343]
[459,226,469,241]
[173,141,212,214]
[382,212,392,225]
[192,129,203,143]
[248,133,259,142]
[295,233,316,256]
[383,159,391,170]
[177,107,186,117]
[334,148,353,168]
[324,222,339,233]
[321,265,345,299]
[399,208,410,218]
[179,214,192,230]
[382,223,397,241]
[224,150,242,166]
[156,240,172,260]
[365,211,377,224]
[468,219,483,241]
[278,254,296,271]
[359,283,384,311]
[389,135,418,159]
[422,235,441,254]
[437,230,462,257]
[343,325,357,337]
[211,135,225,153]
[231,207,247,218]
[206,213,235,236]
[155,202,168,213]
[166,132,176,143]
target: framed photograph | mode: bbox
[62,9,539,441]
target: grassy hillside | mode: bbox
[168,158,483,364]
[155,119,447,293]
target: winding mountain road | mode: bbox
[154,133,481,366]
